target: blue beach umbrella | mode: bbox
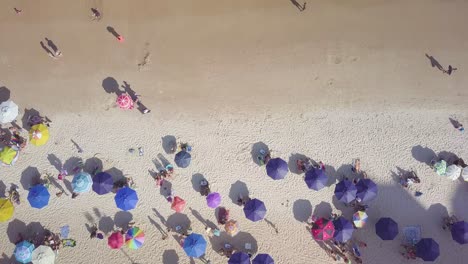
[92,172,114,195]
[451,221,468,244]
[332,217,354,243]
[115,187,138,211]
[334,180,357,204]
[14,241,34,263]
[229,252,251,264]
[356,179,378,203]
[183,233,207,258]
[243,198,267,222]
[416,238,439,262]
[27,184,50,209]
[252,253,274,264]
[375,217,399,240]
[305,168,328,191]
[72,172,92,193]
[266,158,288,180]
[175,151,191,168]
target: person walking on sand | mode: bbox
[45,38,62,57]
[444,65,457,75]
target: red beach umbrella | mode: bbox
[171,196,186,213]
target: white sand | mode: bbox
[1,0,468,263]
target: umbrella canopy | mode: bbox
[72,172,92,193]
[244,198,267,222]
[125,227,145,249]
[206,192,221,208]
[332,217,354,242]
[0,198,14,222]
[415,238,439,262]
[375,217,399,240]
[0,146,19,166]
[183,233,207,258]
[29,124,50,146]
[446,165,461,181]
[15,241,35,263]
[108,232,124,249]
[252,254,274,264]
[229,252,251,264]
[225,220,240,236]
[462,167,468,181]
[116,94,134,110]
[353,211,368,228]
[115,187,138,211]
[174,150,191,168]
[334,179,358,204]
[434,160,447,176]
[92,172,114,195]
[31,245,55,264]
[451,221,468,244]
[27,185,50,209]
[311,218,335,241]
[171,196,186,212]
[0,100,19,124]
[266,158,288,180]
[305,168,328,191]
[355,179,378,203]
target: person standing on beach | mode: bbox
[444,65,457,75]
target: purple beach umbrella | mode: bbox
[356,179,378,203]
[92,172,114,195]
[266,158,288,180]
[305,168,328,191]
[332,216,354,243]
[334,180,358,204]
[415,238,439,262]
[252,254,274,264]
[451,221,468,244]
[229,252,251,264]
[206,192,221,208]
[243,198,267,222]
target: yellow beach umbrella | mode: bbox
[0,146,18,165]
[0,198,14,222]
[29,124,49,146]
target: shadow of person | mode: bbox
[47,154,62,172]
[106,26,120,38]
[425,54,445,72]
[162,135,177,154]
[148,216,167,236]
[411,145,437,166]
[21,108,41,130]
[293,199,312,223]
[189,207,217,230]
[449,118,462,129]
[191,173,205,193]
[102,77,121,94]
[39,41,54,58]
[63,157,84,174]
[114,211,133,229]
[157,154,172,167]
[0,87,10,103]
[229,181,250,205]
[20,166,40,190]
[163,249,179,264]
[251,142,269,165]
[153,208,168,227]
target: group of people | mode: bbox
[322,239,366,263]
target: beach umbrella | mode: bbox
[0,198,14,222]
[305,168,328,191]
[446,165,462,181]
[229,252,251,264]
[31,245,55,264]
[206,192,221,208]
[266,158,288,180]
[415,238,439,262]
[92,172,114,195]
[311,218,335,241]
[451,221,468,244]
[332,217,354,243]
[183,233,207,258]
[27,184,50,209]
[355,179,378,203]
[462,167,468,181]
[334,179,358,204]
[171,196,186,212]
[125,227,145,249]
[29,124,50,146]
[375,217,399,240]
[115,187,138,211]
[174,150,191,168]
[71,171,92,193]
[116,94,134,110]
[0,146,19,166]
[14,241,35,263]
[434,160,447,176]
[108,232,124,249]
[0,100,19,124]
[252,254,274,264]
[243,198,267,222]
[353,211,368,228]
[225,220,240,236]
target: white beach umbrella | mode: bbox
[462,167,468,182]
[446,164,462,181]
[31,245,55,264]
[0,100,19,123]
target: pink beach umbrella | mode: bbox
[108,232,124,249]
[116,94,134,110]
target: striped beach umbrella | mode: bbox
[14,241,34,263]
[353,211,368,228]
[72,172,92,193]
[116,94,134,109]
[125,227,145,249]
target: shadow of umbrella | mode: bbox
[209,231,258,255]
[106,167,125,182]
[229,181,249,205]
[191,173,205,193]
[0,86,10,103]
[411,145,437,166]
[84,157,103,175]
[63,157,83,174]
[163,249,179,264]
[161,135,177,154]
[114,211,133,229]
[20,166,40,190]
[21,108,40,130]
[251,142,269,165]
[102,77,121,94]
[166,213,191,230]
[313,201,333,219]
[292,199,312,223]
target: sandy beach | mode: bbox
[1,0,468,263]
